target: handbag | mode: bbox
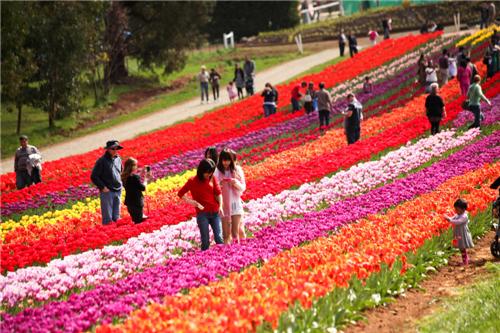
[461,100,471,111]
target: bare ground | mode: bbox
[345,230,500,333]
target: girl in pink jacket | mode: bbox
[457,60,472,96]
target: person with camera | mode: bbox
[122,157,151,224]
[261,82,279,117]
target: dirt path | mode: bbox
[345,230,500,333]
[0,27,466,173]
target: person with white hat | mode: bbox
[91,140,124,225]
[198,65,210,104]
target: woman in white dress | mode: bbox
[214,149,246,244]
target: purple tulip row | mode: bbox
[2,59,422,218]
[3,131,498,333]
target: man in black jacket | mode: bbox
[91,140,123,225]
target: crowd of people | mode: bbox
[423,30,498,134]
[198,56,256,104]
[88,139,247,251]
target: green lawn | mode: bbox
[1,47,309,159]
[417,262,500,333]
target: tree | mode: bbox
[104,1,214,84]
[208,1,300,42]
[1,2,37,134]
[27,2,102,128]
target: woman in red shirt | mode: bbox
[178,159,224,250]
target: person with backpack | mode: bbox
[438,49,450,86]
[343,93,363,144]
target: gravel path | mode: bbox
[0,28,465,173]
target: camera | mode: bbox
[145,165,151,172]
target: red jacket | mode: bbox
[178,176,222,213]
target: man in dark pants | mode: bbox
[315,82,332,130]
[91,140,124,225]
[338,29,347,57]
[343,93,362,144]
[347,33,358,58]
[14,135,42,189]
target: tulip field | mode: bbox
[1,28,499,332]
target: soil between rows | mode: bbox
[345,229,500,333]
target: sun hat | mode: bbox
[104,140,123,150]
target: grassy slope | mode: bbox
[1,47,308,158]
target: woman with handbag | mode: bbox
[178,159,224,250]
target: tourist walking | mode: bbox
[348,33,358,58]
[444,199,474,265]
[438,49,449,86]
[457,60,472,96]
[425,60,438,93]
[209,68,222,101]
[368,28,379,46]
[382,16,392,39]
[338,28,347,57]
[291,81,307,113]
[261,82,279,117]
[467,75,491,129]
[91,140,124,225]
[14,135,42,190]
[214,149,246,244]
[198,65,210,103]
[343,93,363,144]
[243,56,256,96]
[122,157,150,224]
[425,83,446,135]
[303,82,316,114]
[316,82,332,129]
[234,64,245,100]
[227,81,237,102]
[178,158,224,251]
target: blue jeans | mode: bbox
[100,190,122,225]
[196,211,223,250]
[263,104,275,117]
[200,82,209,101]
